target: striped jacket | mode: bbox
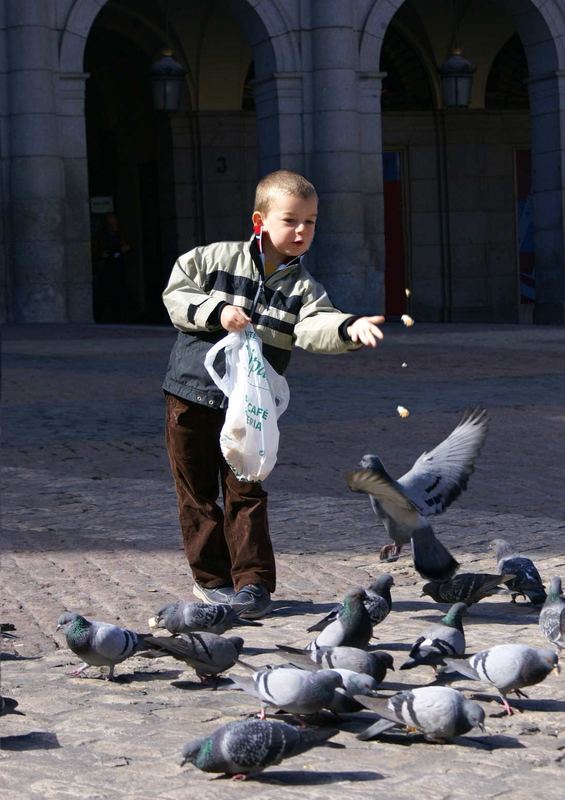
[162,236,361,409]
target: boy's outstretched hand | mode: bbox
[220,304,251,332]
[347,315,385,348]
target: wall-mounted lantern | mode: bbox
[438,49,475,108]
[150,49,185,112]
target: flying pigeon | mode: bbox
[180,718,339,779]
[308,588,372,650]
[306,575,394,633]
[538,576,565,651]
[149,600,261,636]
[400,602,466,670]
[443,643,560,715]
[356,686,485,742]
[276,644,394,685]
[492,539,547,605]
[346,407,488,581]
[421,572,514,607]
[229,666,343,717]
[143,632,244,681]
[56,612,164,680]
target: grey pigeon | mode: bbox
[143,632,244,681]
[180,718,339,779]
[422,572,514,607]
[56,612,163,680]
[539,576,565,651]
[308,587,372,649]
[276,643,394,685]
[327,668,381,713]
[229,666,343,717]
[151,600,261,636]
[400,602,466,670]
[0,695,24,716]
[356,686,485,742]
[443,643,560,715]
[306,575,394,633]
[346,407,488,581]
[492,539,547,605]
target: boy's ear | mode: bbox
[252,210,264,228]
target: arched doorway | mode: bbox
[68,0,287,323]
[363,0,565,324]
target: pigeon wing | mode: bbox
[397,407,488,516]
[346,469,421,528]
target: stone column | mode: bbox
[7,1,67,321]
[57,72,93,322]
[308,0,380,313]
[528,70,565,324]
[254,72,304,175]
[358,71,386,306]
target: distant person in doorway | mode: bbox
[93,212,131,322]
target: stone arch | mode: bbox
[359,0,565,74]
[360,0,565,323]
[59,0,300,77]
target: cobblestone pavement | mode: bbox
[1,322,565,799]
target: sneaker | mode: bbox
[231,584,272,619]
[193,582,235,605]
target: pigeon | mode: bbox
[276,644,394,685]
[149,601,261,636]
[0,695,24,716]
[229,666,343,717]
[356,686,485,742]
[400,602,466,670]
[421,572,514,607]
[538,576,565,651]
[346,407,488,581]
[306,575,394,633]
[180,718,339,779]
[327,669,381,713]
[143,632,244,681]
[56,612,164,680]
[492,539,547,605]
[443,643,560,715]
[308,587,372,649]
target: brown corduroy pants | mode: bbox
[165,393,276,593]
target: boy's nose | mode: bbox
[295,222,305,233]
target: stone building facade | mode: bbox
[1,0,564,324]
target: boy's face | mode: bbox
[253,194,318,261]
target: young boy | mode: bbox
[162,170,384,618]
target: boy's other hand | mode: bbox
[347,315,385,348]
[220,305,251,332]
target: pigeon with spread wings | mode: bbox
[346,407,488,581]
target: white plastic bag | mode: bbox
[204,325,290,482]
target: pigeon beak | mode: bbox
[553,662,561,675]
[479,722,486,733]
[55,624,62,632]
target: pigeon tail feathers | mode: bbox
[411,529,460,582]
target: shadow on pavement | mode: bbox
[0,731,61,751]
[233,769,384,784]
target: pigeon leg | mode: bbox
[68,662,90,677]
[231,774,249,781]
[379,543,402,562]
[499,694,515,715]
[258,707,267,720]
[106,665,116,681]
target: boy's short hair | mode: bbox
[254,170,317,214]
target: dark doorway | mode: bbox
[85,23,168,323]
